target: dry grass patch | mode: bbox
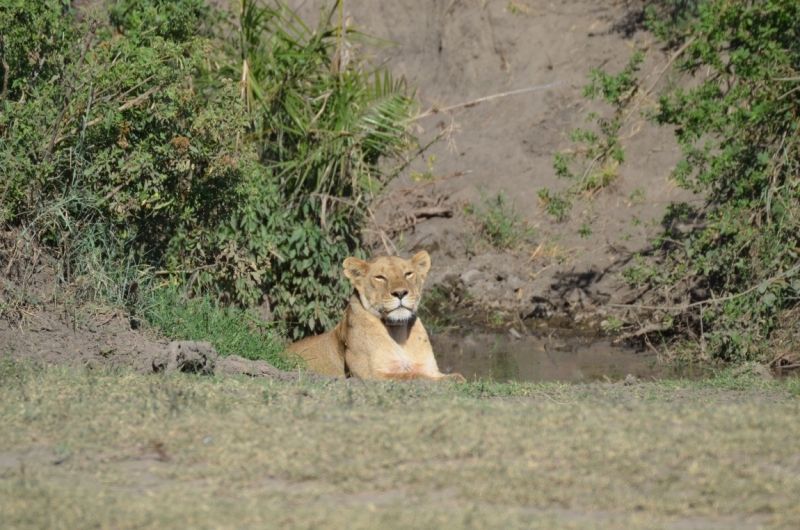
[1,363,799,529]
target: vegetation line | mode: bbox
[610,262,800,312]
[1,0,422,342]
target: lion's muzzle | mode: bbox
[383,296,417,324]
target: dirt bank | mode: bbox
[0,305,327,380]
[0,230,320,379]
[293,0,698,329]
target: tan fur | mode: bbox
[284,251,465,382]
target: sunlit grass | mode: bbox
[2,363,799,529]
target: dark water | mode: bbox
[432,331,701,383]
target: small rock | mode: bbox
[412,237,440,254]
[623,374,638,386]
[565,288,583,306]
[153,341,218,375]
[525,297,554,319]
[730,362,775,381]
[459,269,481,286]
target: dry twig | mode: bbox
[415,81,565,120]
[0,35,9,107]
[55,85,162,146]
[622,36,697,122]
[609,262,800,311]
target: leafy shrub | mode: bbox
[200,0,417,336]
[1,11,254,281]
[649,0,800,361]
[541,51,644,219]
[536,188,571,221]
[0,1,77,107]
[545,0,800,363]
[1,1,418,340]
[646,0,708,47]
[109,0,210,42]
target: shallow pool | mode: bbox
[431,330,704,383]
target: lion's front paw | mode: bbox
[440,372,466,383]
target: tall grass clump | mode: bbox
[1,1,418,341]
[144,287,293,370]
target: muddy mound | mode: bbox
[0,308,328,380]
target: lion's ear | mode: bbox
[411,251,431,280]
[343,257,370,288]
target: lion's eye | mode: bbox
[374,275,386,282]
[405,271,414,278]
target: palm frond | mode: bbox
[204,0,417,199]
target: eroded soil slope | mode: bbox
[295,0,697,327]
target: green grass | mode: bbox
[419,285,464,334]
[1,362,799,529]
[144,288,295,371]
[464,190,537,250]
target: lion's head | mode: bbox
[342,251,431,325]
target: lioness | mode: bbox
[285,251,465,382]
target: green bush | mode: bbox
[1,11,255,284]
[109,0,210,42]
[541,51,644,219]
[0,1,77,105]
[544,0,800,363]
[1,1,418,341]
[650,0,800,361]
[202,0,417,336]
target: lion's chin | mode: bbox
[384,308,415,325]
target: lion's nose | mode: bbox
[392,289,409,300]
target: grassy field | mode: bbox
[1,363,799,529]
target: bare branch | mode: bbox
[609,261,800,312]
[623,36,697,122]
[0,35,9,107]
[415,81,565,120]
[55,84,162,146]
[44,21,97,161]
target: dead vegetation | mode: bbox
[0,230,54,325]
[364,171,465,254]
